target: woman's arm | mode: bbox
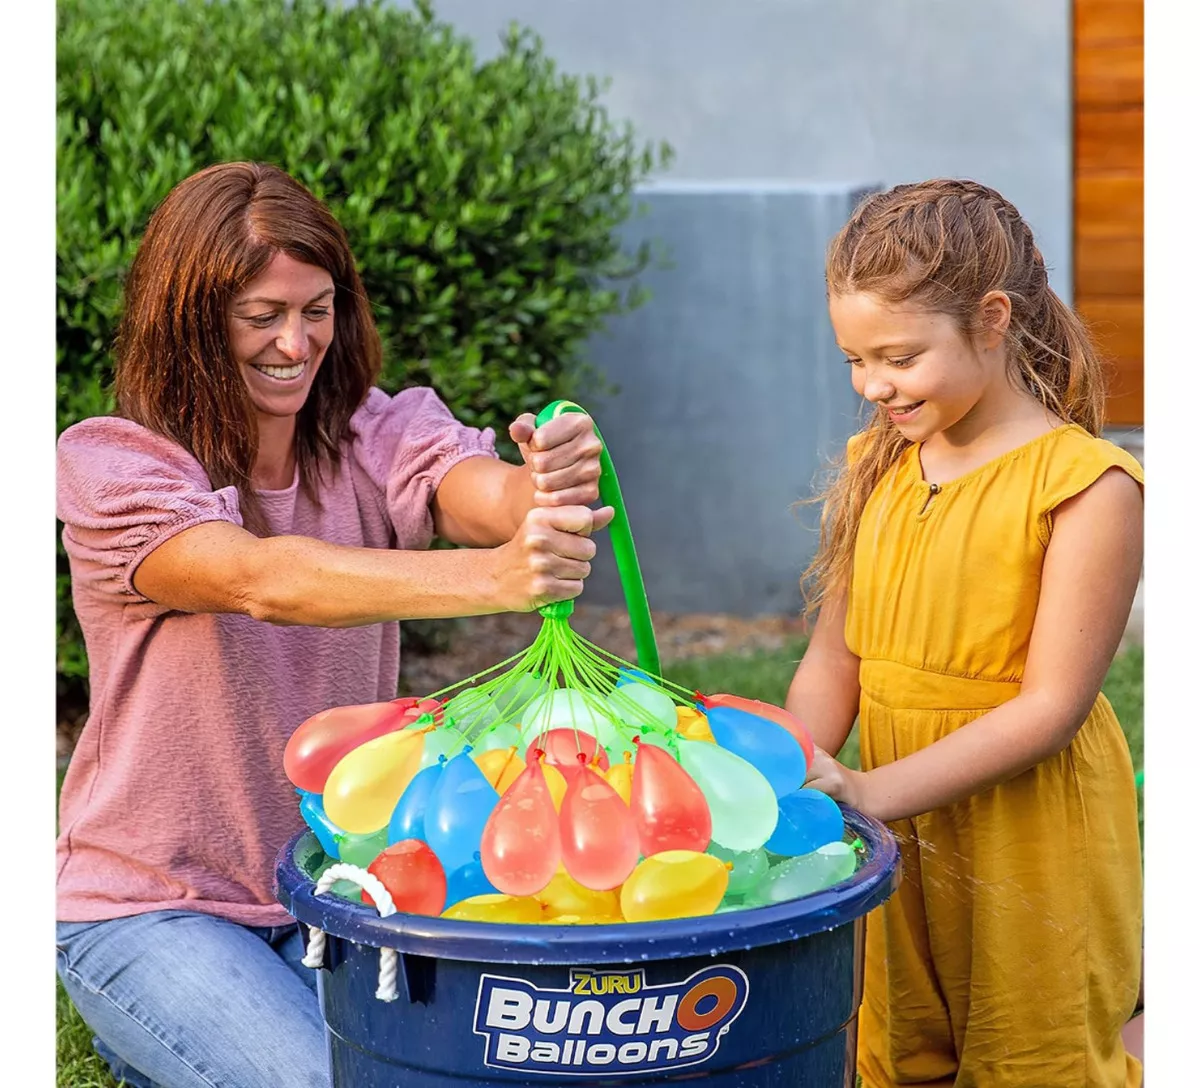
[432,411,604,546]
[132,503,611,627]
[805,467,1143,822]
[785,586,862,757]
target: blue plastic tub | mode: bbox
[275,807,898,1086]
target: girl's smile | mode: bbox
[829,290,1012,447]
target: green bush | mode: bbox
[56,0,672,710]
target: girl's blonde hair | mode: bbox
[801,178,1109,613]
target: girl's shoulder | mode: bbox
[1022,425,1143,546]
[1031,423,1144,495]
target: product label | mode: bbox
[473,964,749,1077]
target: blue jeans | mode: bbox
[56,910,332,1088]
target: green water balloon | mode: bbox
[444,689,500,738]
[420,727,468,769]
[337,827,389,869]
[519,688,611,745]
[609,681,677,730]
[746,841,858,905]
[707,842,770,897]
[472,722,523,753]
[677,738,778,851]
[491,673,549,719]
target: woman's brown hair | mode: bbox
[113,161,382,533]
[801,178,1109,612]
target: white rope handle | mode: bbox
[301,863,400,1002]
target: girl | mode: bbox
[55,161,610,1088]
[789,179,1143,1087]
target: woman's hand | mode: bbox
[805,746,871,814]
[510,411,603,508]
[490,503,615,612]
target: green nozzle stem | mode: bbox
[534,400,661,676]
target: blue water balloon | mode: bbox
[616,667,654,687]
[387,762,443,845]
[424,751,501,875]
[298,790,343,860]
[705,705,807,797]
[765,787,846,857]
[444,854,499,908]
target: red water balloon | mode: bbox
[630,741,712,855]
[701,693,815,768]
[284,698,439,793]
[480,759,561,896]
[559,765,640,891]
[364,839,447,915]
[526,728,609,781]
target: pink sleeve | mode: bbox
[348,386,499,545]
[57,417,243,601]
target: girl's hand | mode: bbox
[805,746,871,814]
[510,412,603,508]
[491,504,615,612]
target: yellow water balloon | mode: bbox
[604,757,634,804]
[540,912,623,926]
[620,850,731,922]
[474,746,525,795]
[536,864,622,919]
[441,893,544,924]
[675,706,716,743]
[322,727,425,833]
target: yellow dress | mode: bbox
[844,424,1143,1088]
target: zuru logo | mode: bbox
[473,964,750,1076]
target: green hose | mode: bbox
[533,399,661,676]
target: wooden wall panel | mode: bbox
[1074,0,1143,426]
[1074,237,1143,298]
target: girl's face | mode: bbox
[829,290,1003,443]
[228,252,335,422]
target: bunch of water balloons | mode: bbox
[285,603,860,924]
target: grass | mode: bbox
[55,642,1144,1086]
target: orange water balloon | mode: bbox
[528,728,610,781]
[284,698,437,793]
[364,839,446,915]
[559,765,640,891]
[630,741,712,855]
[480,758,561,896]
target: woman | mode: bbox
[55,161,610,1088]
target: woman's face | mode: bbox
[228,252,335,422]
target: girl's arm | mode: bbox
[806,467,1143,822]
[785,586,862,757]
[132,503,612,627]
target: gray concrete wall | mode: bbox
[407,0,1072,615]
[581,184,870,616]
[414,0,1072,297]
